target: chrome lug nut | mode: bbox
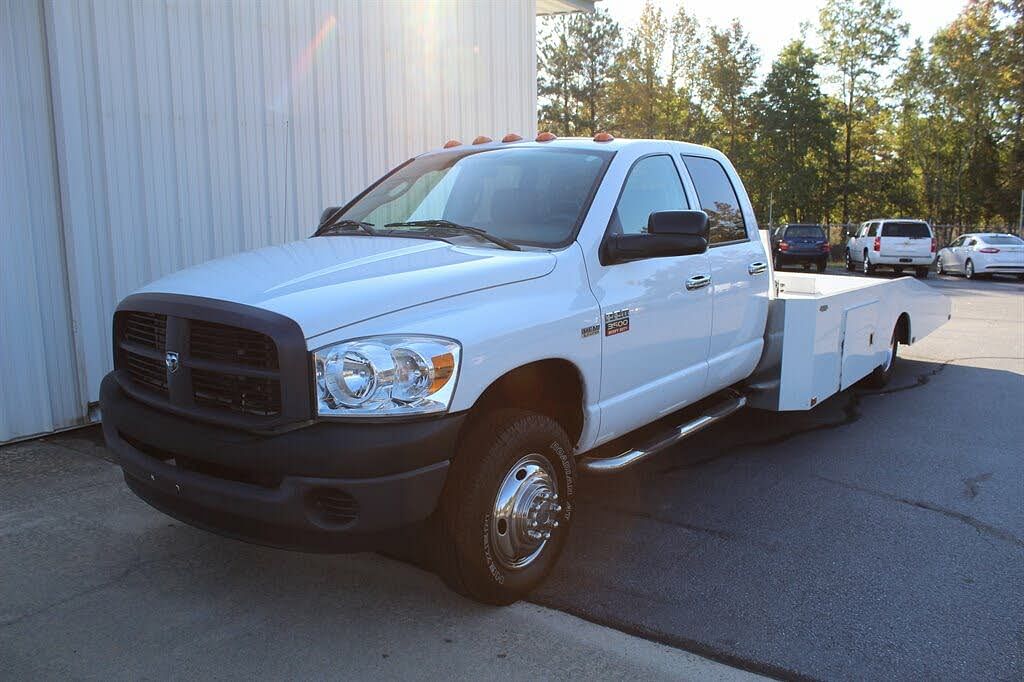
[542,531,551,540]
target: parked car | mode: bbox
[99,136,950,605]
[937,233,1024,280]
[771,223,830,272]
[845,219,935,277]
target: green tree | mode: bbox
[819,0,907,223]
[701,19,760,159]
[569,8,621,135]
[755,39,836,223]
[607,2,669,137]
[665,5,709,143]
[537,15,578,135]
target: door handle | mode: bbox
[685,274,711,290]
[748,261,767,275]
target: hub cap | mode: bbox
[490,454,561,570]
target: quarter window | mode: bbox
[609,155,688,235]
[681,155,747,244]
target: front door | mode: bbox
[588,154,713,442]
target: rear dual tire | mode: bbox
[866,329,899,389]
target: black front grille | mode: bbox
[123,352,169,395]
[192,368,281,416]
[122,311,167,348]
[190,319,279,369]
[116,308,290,423]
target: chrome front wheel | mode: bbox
[490,454,562,570]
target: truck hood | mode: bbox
[136,236,556,338]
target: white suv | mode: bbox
[846,219,935,278]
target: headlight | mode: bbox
[314,336,460,416]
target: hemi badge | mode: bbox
[581,324,600,338]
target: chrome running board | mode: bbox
[578,393,747,474]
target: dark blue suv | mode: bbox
[771,224,831,272]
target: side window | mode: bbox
[867,223,878,237]
[610,155,688,235]
[681,155,747,244]
[966,238,977,247]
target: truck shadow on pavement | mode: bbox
[531,356,1024,681]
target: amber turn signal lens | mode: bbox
[535,131,557,142]
[430,353,456,393]
[593,132,615,142]
[443,139,461,149]
[501,133,523,143]
[472,135,492,145]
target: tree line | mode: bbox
[537,0,1023,229]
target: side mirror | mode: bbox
[647,210,709,239]
[601,232,708,265]
[319,206,343,228]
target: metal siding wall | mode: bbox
[36,0,538,414]
[0,0,85,442]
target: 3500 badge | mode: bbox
[604,309,630,336]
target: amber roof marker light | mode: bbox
[501,133,523,143]
[472,135,493,145]
[593,132,615,142]
[442,139,462,149]
[535,131,557,142]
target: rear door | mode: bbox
[880,221,932,258]
[681,154,769,391]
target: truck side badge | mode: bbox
[581,324,600,338]
[604,309,630,336]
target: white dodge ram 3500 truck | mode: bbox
[100,136,951,604]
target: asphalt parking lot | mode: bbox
[534,268,1024,679]
[2,269,1021,680]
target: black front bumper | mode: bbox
[101,373,464,552]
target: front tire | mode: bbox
[936,257,945,275]
[846,250,855,271]
[436,409,576,605]
[965,259,975,279]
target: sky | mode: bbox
[598,0,969,70]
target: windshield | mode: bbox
[785,225,825,239]
[335,147,613,247]
[980,234,1024,245]
[882,221,930,238]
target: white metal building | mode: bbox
[0,0,593,443]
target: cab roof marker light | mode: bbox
[472,135,492,145]
[536,131,557,142]
[501,133,523,143]
[442,139,462,149]
[593,132,615,142]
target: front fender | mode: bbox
[306,245,604,449]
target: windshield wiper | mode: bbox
[317,219,376,237]
[384,220,521,251]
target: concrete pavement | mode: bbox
[0,429,760,680]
